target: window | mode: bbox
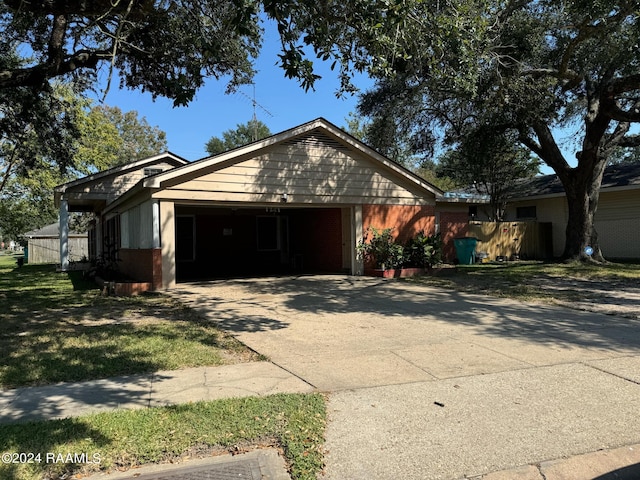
[516,206,537,219]
[176,215,195,261]
[468,206,478,218]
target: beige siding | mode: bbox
[595,190,640,221]
[596,218,640,258]
[66,161,177,204]
[505,189,640,259]
[595,190,640,259]
[159,145,434,206]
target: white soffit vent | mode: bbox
[282,129,351,151]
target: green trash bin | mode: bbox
[23,246,28,264]
[453,237,478,265]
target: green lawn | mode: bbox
[413,260,640,304]
[0,254,257,388]
[0,254,326,480]
[0,393,326,480]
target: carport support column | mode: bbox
[152,200,161,249]
[160,201,176,289]
[95,214,103,258]
[353,205,364,275]
[59,198,69,271]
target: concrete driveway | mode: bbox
[172,275,640,479]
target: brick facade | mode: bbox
[362,205,436,243]
[118,248,163,290]
[439,212,469,262]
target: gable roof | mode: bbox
[507,163,640,200]
[54,152,189,210]
[24,221,86,238]
[144,118,443,197]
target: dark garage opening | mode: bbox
[175,206,345,281]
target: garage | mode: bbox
[174,205,349,280]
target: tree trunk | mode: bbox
[560,156,607,262]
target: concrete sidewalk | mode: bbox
[0,361,313,424]
[174,276,640,479]
[2,275,640,480]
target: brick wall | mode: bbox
[118,248,162,289]
[439,212,469,262]
[362,205,436,243]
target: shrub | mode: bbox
[357,227,405,270]
[404,231,442,267]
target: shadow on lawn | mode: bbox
[0,403,113,479]
[0,264,233,389]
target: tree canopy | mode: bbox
[436,129,541,221]
[0,0,465,104]
[205,119,271,155]
[77,105,167,172]
[358,0,640,261]
[0,84,167,241]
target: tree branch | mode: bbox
[602,100,640,123]
[608,74,640,96]
[0,49,112,88]
[4,0,153,17]
[529,121,571,177]
[617,133,640,148]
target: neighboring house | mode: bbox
[55,118,442,289]
[503,163,640,260]
[438,163,640,261]
[24,222,88,264]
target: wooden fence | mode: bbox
[28,236,88,264]
[467,221,553,261]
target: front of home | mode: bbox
[55,118,442,289]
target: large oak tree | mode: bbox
[358,0,640,261]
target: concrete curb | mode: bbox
[472,443,640,479]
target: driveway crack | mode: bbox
[536,463,548,480]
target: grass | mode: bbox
[0,393,326,480]
[414,260,640,304]
[0,254,327,480]
[0,254,258,388]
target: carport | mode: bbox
[174,205,349,280]
[82,118,440,289]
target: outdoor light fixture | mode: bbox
[281,193,288,203]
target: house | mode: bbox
[55,118,442,289]
[437,163,640,261]
[503,163,640,260]
[23,222,88,264]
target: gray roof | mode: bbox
[507,163,640,199]
[24,222,86,238]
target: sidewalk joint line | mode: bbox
[147,373,155,409]
[585,363,640,386]
[267,360,317,390]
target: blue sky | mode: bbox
[89,21,596,176]
[96,24,372,161]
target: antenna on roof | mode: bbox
[236,84,273,141]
